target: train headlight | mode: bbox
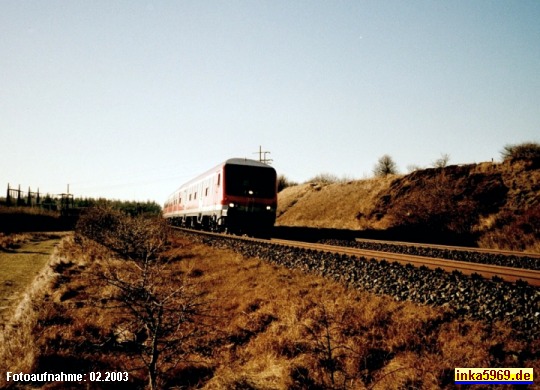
[229,203,235,208]
[266,206,272,211]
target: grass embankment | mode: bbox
[2,231,538,389]
[0,233,67,383]
[277,160,540,252]
[0,233,65,325]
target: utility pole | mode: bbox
[254,145,273,164]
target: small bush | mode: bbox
[277,174,298,192]
[307,173,341,184]
[500,142,540,162]
[75,206,125,249]
[432,153,450,168]
[75,206,169,262]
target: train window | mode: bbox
[217,174,221,186]
[194,192,197,200]
[205,187,209,197]
[224,164,277,198]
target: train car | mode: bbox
[163,158,277,236]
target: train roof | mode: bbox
[225,158,274,169]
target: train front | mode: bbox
[222,159,277,237]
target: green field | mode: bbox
[0,234,63,324]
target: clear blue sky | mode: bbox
[2,1,539,202]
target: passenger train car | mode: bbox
[163,158,277,236]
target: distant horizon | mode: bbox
[2,144,533,204]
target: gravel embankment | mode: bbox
[321,239,540,270]
[185,232,540,339]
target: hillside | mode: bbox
[276,159,540,252]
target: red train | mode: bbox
[163,158,278,236]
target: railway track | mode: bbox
[270,238,540,287]
[175,227,540,287]
[353,237,540,258]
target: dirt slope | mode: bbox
[276,160,540,252]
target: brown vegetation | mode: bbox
[2,219,539,388]
[277,176,396,230]
[501,142,540,164]
[277,159,540,252]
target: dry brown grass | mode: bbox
[277,176,397,230]
[3,232,539,389]
[277,160,540,252]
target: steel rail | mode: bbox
[269,238,540,287]
[173,228,540,287]
[353,237,540,258]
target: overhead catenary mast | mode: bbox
[254,145,273,164]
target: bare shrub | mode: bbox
[101,255,205,390]
[432,153,450,168]
[76,206,169,262]
[75,206,126,250]
[302,301,358,388]
[277,174,298,192]
[116,215,170,262]
[307,173,341,184]
[501,142,540,162]
[75,207,203,388]
[406,164,422,173]
[373,155,398,177]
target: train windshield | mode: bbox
[225,164,276,198]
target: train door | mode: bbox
[215,170,225,230]
[215,171,221,201]
[197,182,203,211]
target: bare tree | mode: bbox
[373,155,398,177]
[103,255,205,390]
[432,153,450,168]
[78,209,206,389]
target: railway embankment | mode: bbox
[276,159,540,252]
[188,232,540,339]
